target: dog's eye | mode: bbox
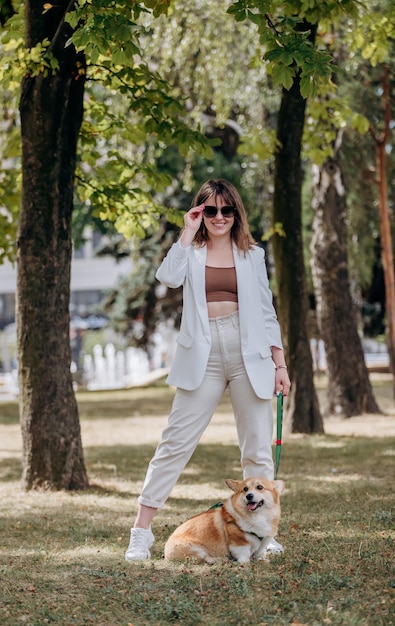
[257,484,263,490]
[243,486,249,492]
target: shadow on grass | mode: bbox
[84,435,395,485]
[77,387,174,420]
[3,435,394,489]
[0,402,19,425]
[0,441,241,488]
[84,441,242,486]
[76,386,235,420]
[0,456,22,481]
[0,387,235,425]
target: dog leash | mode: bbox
[275,391,283,479]
[209,392,283,506]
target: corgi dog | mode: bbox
[164,477,284,564]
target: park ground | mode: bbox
[0,374,394,626]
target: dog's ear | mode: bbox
[273,480,285,495]
[225,479,240,492]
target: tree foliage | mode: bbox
[0,0,217,260]
[227,0,358,97]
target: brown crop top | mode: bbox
[205,266,238,303]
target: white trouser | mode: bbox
[138,311,274,509]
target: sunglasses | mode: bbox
[203,205,236,219]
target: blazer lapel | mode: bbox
[234,247,250,345]
[192,246,210,333]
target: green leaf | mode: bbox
[300,74,314,98]
[271,64,295,90]
[226,2,248,22]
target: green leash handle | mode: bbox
[275,391,283,479]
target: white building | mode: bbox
[0,228,133,328]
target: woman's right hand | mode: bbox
[179,204,205,248]
[183,204,204,234]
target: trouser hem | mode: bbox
[138,495,165,510]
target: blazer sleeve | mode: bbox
[155,239,190,288]
[255,247,283,349]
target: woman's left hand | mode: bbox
[275,368,291,397]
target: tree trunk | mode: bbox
[17,1,88,489]
[272,68,324,434]
[310,156,381,416]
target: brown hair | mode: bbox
[190,179,255,252]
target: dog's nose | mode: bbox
[246,493,254,501]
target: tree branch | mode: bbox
[264,12,280,36]
[47,0,79,59]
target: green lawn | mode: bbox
[0,379,394,625]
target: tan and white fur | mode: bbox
[164,477,284,564]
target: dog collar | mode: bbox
[210,502,263,541]
[209,503,265,540]
[248,531,264,541]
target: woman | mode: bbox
[125,179,291,560]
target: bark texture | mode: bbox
[17,1,88,489]
[272,66,324,434]
[310,157,381,416]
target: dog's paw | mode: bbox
[204,556,219,565]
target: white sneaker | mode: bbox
[265,537,284,554]
[125,527,155,561]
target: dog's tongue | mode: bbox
[247,499,264,511]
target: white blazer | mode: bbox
[156,240,283,399]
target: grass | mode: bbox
[0,377,394,626]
